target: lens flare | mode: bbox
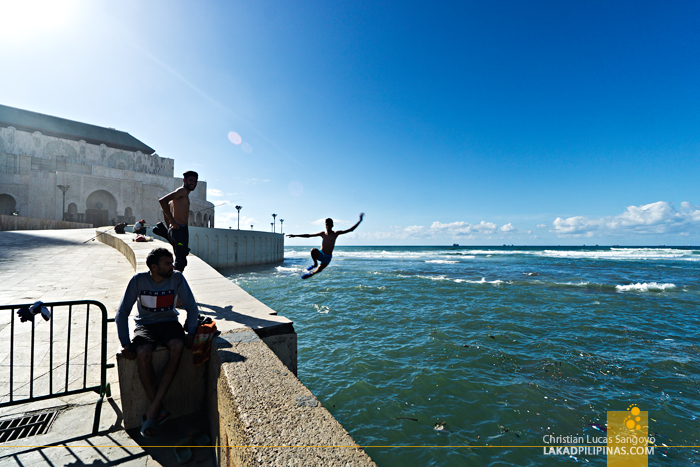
[241,142,253,154]
[227,132,242,145]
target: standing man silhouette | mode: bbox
[153,171,198,272]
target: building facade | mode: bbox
[0,104,214,228]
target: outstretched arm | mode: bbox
[336,213,364,235]
[287,231,323,238]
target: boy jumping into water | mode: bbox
[287,213,364,279]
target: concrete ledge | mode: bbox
[209,329,377,466]
[146,226,284,269]
[95,228,137,270]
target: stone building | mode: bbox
[0,104,214,228]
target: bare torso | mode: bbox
[169,187,190,225]
[320,231,340,255]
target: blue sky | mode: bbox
[2,0,699,245]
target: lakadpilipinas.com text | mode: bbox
[542,435,655,457]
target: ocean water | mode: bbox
[226,246,700,466]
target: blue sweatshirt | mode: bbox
[115,271,198,347]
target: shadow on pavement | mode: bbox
[125,411,216,467]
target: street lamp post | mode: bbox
[270,222,273,232]
[272,213,277,233]
[280,219,284,234]
[57,185,70,221]
[235,205,242,230]
[250,225,253,230]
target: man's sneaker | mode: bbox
[152,222,167,238]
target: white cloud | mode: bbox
[553,201,700,237]
[214,212,257,229]
[402,225,431,238]
[356,231,402,240]
[430,220,498,236]
[681,201,700,221]
[536,224,547,229]
[391,220,519,240]
[207,188,223,197]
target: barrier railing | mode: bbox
[0,300,114,434]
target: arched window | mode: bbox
[85,190,118,227]
[0,194,17,215]
[67,203,78,222]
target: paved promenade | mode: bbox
[0,229,212,466]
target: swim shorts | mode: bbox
[316,249,332,265]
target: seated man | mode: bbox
[133,219,147,235]
[115,247,198,437]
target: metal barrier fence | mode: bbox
[0,300,115,434]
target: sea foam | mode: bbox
[615,282,676,292]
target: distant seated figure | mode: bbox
[114,222,127,234]
[133,219,147,235]
[115,248,198,438]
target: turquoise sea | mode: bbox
[227,246,700,466]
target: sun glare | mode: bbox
[0,0,78,41]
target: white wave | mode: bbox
[538,248,700,261]
[413,274,505,285]
[425,275,450,281]
[285,249,431,259]
[455,249,532,256]
[425,260,459,264]
[276,266,302,273]
[284,247,700,262]
[355,284,386,290]
[615,282,676,292]
[556,281,591,287]
[313,304,331,314]
[455,277,504,285]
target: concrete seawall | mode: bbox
[99,230,376,466]
[148,225,284,269]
